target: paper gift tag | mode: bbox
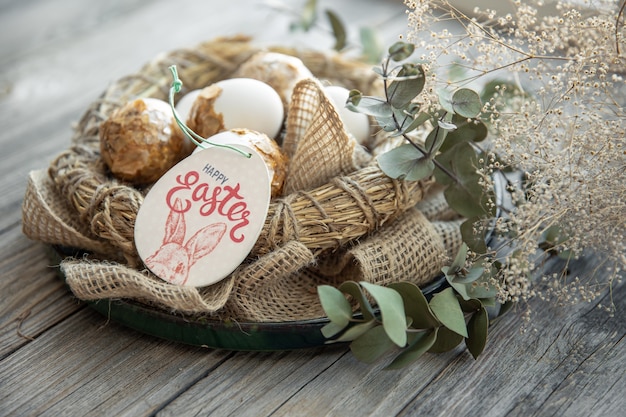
[134,144,270,287]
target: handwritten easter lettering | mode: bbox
[165,170,250,243]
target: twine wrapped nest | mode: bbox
[22,36,463,322]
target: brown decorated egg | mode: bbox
[99,97,188,184]
[193,129,288,197]
[234,51,313,109]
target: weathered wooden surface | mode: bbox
[0,1,624,416]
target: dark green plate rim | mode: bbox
[49,245,446,351]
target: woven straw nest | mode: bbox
[22,36,464,322]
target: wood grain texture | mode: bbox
[0,1,624,416]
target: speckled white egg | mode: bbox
[324,85,371,144]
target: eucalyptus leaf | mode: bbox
[321,321,348,339]
[437,119,457,131]
[457,297,483,313]
[318,285,352,327]
[451,88,482,118]
[453,266,485,285]
[346,96,392,118]
[438,89,454,113]
[444,180,494,219]
[429,287,468,338]
[325,9,347,51]
[428,325,464,353]
[466,307,489,359]
[387,64,425,108]
[460,217,488,254]
[335,320,377,342]
[388,282,440,329]
[434,143,496,218]
[464,280,498,300]
[440,114,488,153]
[386,329,438,370]
[296,0,317,31]
[377,106,414,133]
[339,281,375,321]
[395,111,431,136]
[360,26,383,63]
[388,41,415,61]
[377,144,434,181]
[424,123,449,155]
[447,280,471,301]
[449,243,468,273]
[350,325,396,364]
[360,282,407,347]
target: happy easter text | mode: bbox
[165,169,250,243]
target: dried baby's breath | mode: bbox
[405,0,625,312]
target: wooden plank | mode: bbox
[0,226,82,360]
[0,308,233,417]
[156,347,351,417]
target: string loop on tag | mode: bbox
[168,65,252,159]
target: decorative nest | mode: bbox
[22,36,463,322]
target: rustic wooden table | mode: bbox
[1,1,624,416]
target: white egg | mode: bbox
[324,85,371,144]
[214,78,284,139]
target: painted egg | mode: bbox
[234,51,314,108]
[181,78,284,141]
[99,97,188,184]
[193,129,288,197]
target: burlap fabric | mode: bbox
[22,36,464,321]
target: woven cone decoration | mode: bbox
[282,78,364,194]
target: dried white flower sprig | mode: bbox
[404,0,625,312]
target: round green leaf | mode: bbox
[360,282,407,347]
[346,95,392,118]
[318,285,352,327]
[451,88,482,118]
[339,281,375,321]
[387,64,425,108]
[427,326,464,353]
[388,282,440,329]
[386,329,438,370]
[321,321,348,339]
[439,114,488,153]
[429,287,468,338]
[377,144,435,181]
[335,320,377,342]
[466,307,489,359]
[388,41,415,61]
[460,217,488,254]
[350,325,396,364]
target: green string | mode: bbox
[168,65,251,158]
